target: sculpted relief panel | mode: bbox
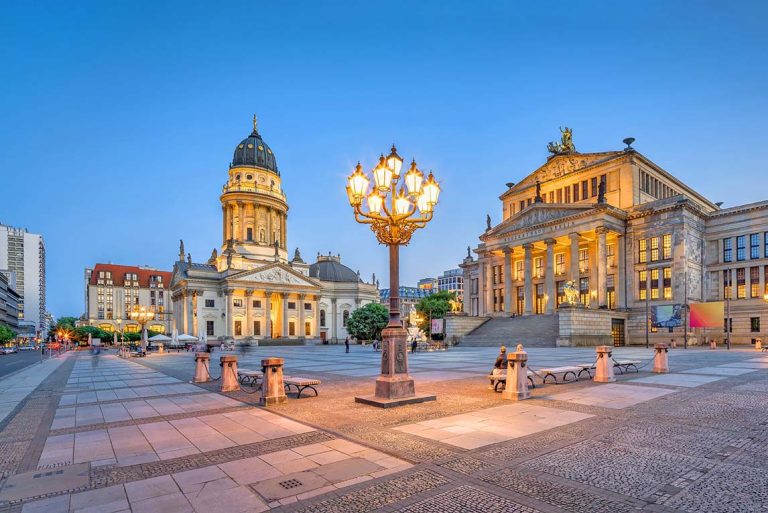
[242,267,310,286]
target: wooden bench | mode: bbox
[613,359,640,374]
[488,372,536,392]
[284,377,321,398]
[539,366,582,384]
[237,369,263,386]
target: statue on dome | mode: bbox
[179,240,185,262]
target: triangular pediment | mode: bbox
[485,204,595,238]
[229,263,320,288]
[506,152,623,196]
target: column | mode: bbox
[545,239,556,314]
[616,234,626,309]
[239,201,248,241]
[282,293,289,338]
[187,292,194,336]
[181,292,189,335]
[265,291,272,338]
[245,289,253,336]
[597,227,608,308]
[312,296,319,337]
[569,232,580,283]
[225,290,234,338]
[331,298,338,341]
[267,208,273,245]
[523,244,533,316]
[485,258,493,315]
[503,248,512,314]
[191,291,198,337]
[478,260,487,315]
[222,205,227,245]
[298,294,306,337]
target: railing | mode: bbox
[222,184,286,200]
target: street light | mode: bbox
[347,145,440,407]
[130,305,155,353]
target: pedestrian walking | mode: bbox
[345,337,350,353]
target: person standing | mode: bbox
[344,337,350,353]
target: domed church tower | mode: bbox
[218,115,288,269]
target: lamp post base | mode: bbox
[354,325,436,408]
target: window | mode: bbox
[557,281,565,305]
[515,261,524,280]
[579,249,589,273]
[662,234,672,260]
[320,310,326,327]
[206,321,214,336]
[765,233,768,258]
[639,239,648,264]
[590,177,598,197]
[247,227,253,241]
[535,283,545,314]
[288,302,296,310]
[305,321,311,336]
[751,267,760,298]
[737,235,746,261]
[723,238,733,263]
[234,320,242,336]
[534,257,543,278]
[564,187,571,203]
[650,237,660,262]
[765,266,768,296]
[253,300,262,308]
[750,233,760,259]
[607,244,616,268]
[737,268,746,299]
[342,310,349,327]
[304,302,312,310]
[650,268,660,299]
[581,180,588,200]
[579,277,589,306]
[253,320,261,336]
[663,267,672,299]
[516,286,524,315]
[288,322,296,336]
[556,189,563,203]
[233,299,243,308]
[573,183,579,202]
[548,191,554,203]
[555,254,565,275]
[751,317,760,333]
[723,270,732,299]
[205,299,215,308]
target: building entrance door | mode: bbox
[611,318,625,347]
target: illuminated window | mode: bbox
[737,268,746,299]
[723,270,732,299]
[534,257,544,278]
[650,268,660,299]
[723,238,733,263]
[515,261,524,281]
[557,281,565,305]
[579,249,589,273]
[579,277,590,306]
[555,254,565,275]
[663,267,672,299]
[650,237,660,262]
[233,299,243,308]
[750,267,760,298]
[289,322,296,336]
[639,239,648,263]
[662,234,672,260]
[234,321,242,336]
[305,321,312,336]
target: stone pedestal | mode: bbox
[260,357,287,406]
[193,352,210,383]
[593,345,615,383]
[653,343,669,373]
[501,351,530,401]
[219,355,240,392]
[355,326,436,408]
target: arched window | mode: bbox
[246,227,253,241]
[343,310,350,327]
[320,309,326,327]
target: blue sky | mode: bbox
[1,1,767,317]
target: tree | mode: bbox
[345,303,389,342]
[415,290,455,338]
[0,325,16,344]
[54,317,79,331]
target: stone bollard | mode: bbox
[593,346,616,383]
[502,351,530,401]
[260,358,287,406]
[194,353,211,383]
[653,343,669,373]
[755,339,762,351]
[219,355,240,392]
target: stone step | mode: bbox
[460,314,559,347]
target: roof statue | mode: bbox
[597,176,606,204]
[534,180,543,203]
[187,253,192,265]
[252,113,258,133]
[179,240,185,262]
[547,126,577,155]
[486,214,492,231]
[208,248,218,265]
[467,246,471,258]
[292,247,304,263]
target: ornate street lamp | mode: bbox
[130,305,155,353]
[347,145,440,407]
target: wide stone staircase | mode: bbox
[459,314,559,347]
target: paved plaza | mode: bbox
[0,345,766,512]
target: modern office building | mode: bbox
[0,223,46,336]
[0,271,21,331]
[417,278,438,291]
[380,286,435,326]
[84,264,174,334]
[437,268,464,304]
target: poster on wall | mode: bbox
[431,318,444,334]
[651,304,683,328]
[689,302,724,328]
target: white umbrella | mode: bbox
[148,334,172,342]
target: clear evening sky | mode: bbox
[1,1,766,318]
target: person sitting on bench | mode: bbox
[489,345,507,390]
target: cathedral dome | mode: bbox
[309,255,362,283]
[231,116,279,174]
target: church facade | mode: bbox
[461,130,768,346]
[170,118,378,344]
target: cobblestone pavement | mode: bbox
[0,347,765,512]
